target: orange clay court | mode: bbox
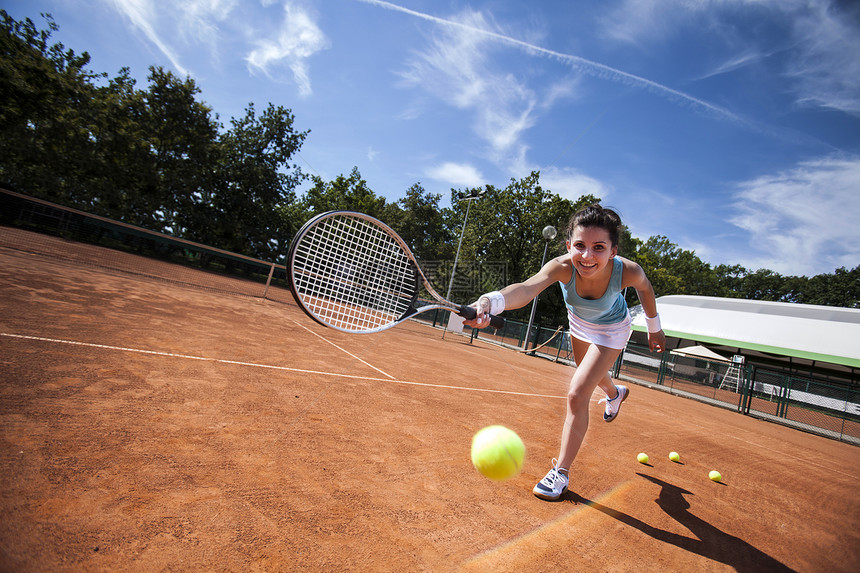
[1,236,859,572]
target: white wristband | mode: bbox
[479,291,506,315]
[645,314,662,333]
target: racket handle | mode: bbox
[457,305,505,330]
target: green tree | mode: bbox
[140,66,219,231]
[391,183,452,262]
[83,68,154,221]
[1,11,309,257]
[0,11,103,203]
[801,266,860,308]
[445,171,597,321]
[628,235,722,305]
[737,268,788,301]
[713,264,748,298]
[300,167,391,219]
[713,264,859,307]
[200,102,308,259]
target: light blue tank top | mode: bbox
[559,257,628,325]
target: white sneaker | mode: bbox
[600,385,629,422]
[533,459,569,501]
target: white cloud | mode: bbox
[380,0,743,175]
[600,0,805,45]
[425,162,484,188]
[541,78,581,111]
[397,8,538,165]
[696,51,767,81]
[729,156,860,276]
[787,2,860,116]
[378,0,737,119]
[539,166,611,204]
[245,2,329,96]
[598,0,667,45]
[178,0,236,47]
[601,0,860,116]
[110,0,188,75]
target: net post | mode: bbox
[262,263,276,298]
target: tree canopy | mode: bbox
[1,11,308,261]
[2,11,856,317]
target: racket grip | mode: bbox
[457,305,505,330]
[487,314,505,330]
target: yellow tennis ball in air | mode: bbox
[471,425,525,481]
[637,452,649,464]
[709,470,722,482]
[669,451,681,462]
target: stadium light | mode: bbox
[445,188,486,301]
[525,225,558,352]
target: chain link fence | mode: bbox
[742,369,860,443]
[421,312,860,445]
[616,343,860,445]
[0,188,295,304]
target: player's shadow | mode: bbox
[568,474,796,572]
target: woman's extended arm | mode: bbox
[463,256,570,327]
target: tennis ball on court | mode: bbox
[709,470,722,482]
[471,425,525,481]
[637,452,649,464]
[669,451,681,462]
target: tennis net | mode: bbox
[0,188,293,304]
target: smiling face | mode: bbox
[566,225,617,278]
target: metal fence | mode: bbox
[418,311,860,445]
[616,343,860,445]
[742,368,860,444]
[417,309,575,364]
[0,188,294,305]
[4,188,857,446]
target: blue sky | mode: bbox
[7,0,860,277]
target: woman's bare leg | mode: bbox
[556,336,622,470]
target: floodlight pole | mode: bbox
[441,188,485,339]
[525,225,558,352]
[445,188,484,301]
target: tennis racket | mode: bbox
[287,210,504,334]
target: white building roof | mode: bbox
[631,295,860,368]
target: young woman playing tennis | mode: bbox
[465,203,665,500]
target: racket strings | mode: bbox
[292,215,418,331]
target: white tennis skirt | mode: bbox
[567,309,632,350]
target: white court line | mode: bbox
[0,332,565,399]
[288,319,395,379]
[11,330,852,478]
